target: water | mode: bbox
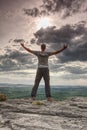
[0,83,87,100]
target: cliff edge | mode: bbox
[0,97,87,130]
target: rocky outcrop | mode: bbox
[0,97,87,130]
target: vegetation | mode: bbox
[0,93,7,101]
[0,85,87,101]
[32,100,45,105]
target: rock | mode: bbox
[0,97,87,130]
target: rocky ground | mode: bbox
[0,97,87,130]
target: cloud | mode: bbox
[23,0,87,18]
[0,39,87,78]
[60,63,87,80]
[31,22,87,63]
[34,23,85,44]
[1,21,87,78]
[59,41,87,63]
[23,8,40,17]
[30,38,36,44]
[61,72,87,80]
[0,47,37,72]
[50,61,87,79]
[14,39,25,43]
[65,66,87,75]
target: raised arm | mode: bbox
[21,43,33,53]
[50,44,68,56]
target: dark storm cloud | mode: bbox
[23,8,40,17]
[59,42,87,63]
[34,22,86,44]
[0,58,17,71]
[34,23,86,44]
[32,22,87,62]
[14,39,25,43]
[23,0,86,18]
[13,39,30,46]
[30,38,36,44]
[0,48,36,72]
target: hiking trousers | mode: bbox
[31,68,51,98]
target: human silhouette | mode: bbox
[21,43,68,101]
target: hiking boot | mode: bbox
[47,97,57,102]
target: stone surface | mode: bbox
[0,97,87,130]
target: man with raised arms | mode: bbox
[21,43,68,101]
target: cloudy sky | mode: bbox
[0,0,87,86]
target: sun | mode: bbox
[36,17,51,29]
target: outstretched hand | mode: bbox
[63,44,68,49]
[21,43,25,47]
[20,43,33,53]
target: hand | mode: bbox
[21,43,25,47]
[63,44,68,49]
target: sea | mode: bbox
[0,83,87,101]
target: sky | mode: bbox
[0,0,87,86]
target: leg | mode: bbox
[31,68,42,98]
[43,68,51,98]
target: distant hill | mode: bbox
[0,83,87,100]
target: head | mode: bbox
[41,44,46,51]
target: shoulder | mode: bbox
[46,51,53,56]
[32,51,40,55]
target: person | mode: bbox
[21,43,68,101]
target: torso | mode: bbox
[37,51,49,68]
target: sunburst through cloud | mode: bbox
[36,17,52,29]
[0,0,87,86]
